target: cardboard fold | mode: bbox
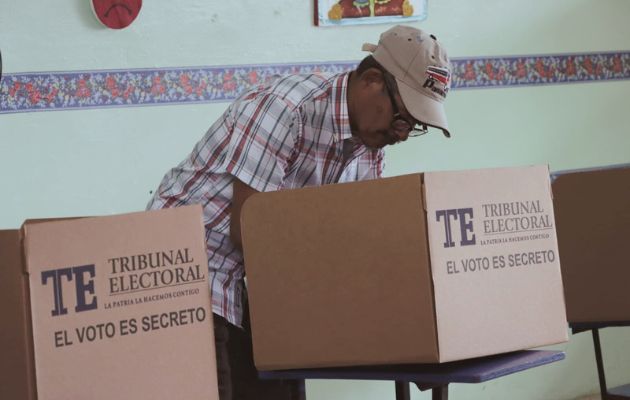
[420,177,441,362]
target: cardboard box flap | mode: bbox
[22,205,219,400]
[424,165,568,362]
[553,164,630,322]
[242,174,439,369]
[0,230,36,400]
[21,217,85,274]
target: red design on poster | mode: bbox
[91,0,142,29]
[327,0,412,19]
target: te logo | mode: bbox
[41,265,98,317]
[435,208,476,248]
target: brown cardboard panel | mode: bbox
[553,166,630,323]
[23,206,219,400]
[0,230,36,400]
[425,166,568,362]
[242,174,438,370]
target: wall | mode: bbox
[1,1,629,399]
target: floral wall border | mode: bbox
[1,51,628,114]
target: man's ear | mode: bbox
[357,67,385,89]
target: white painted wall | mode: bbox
[1,1,629,399]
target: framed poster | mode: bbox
[315,0,427,27]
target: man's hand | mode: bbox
[230,179,259,251]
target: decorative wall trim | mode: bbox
[1,51,628,114]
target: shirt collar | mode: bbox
[330,72,353,143]
[331,72,376,160]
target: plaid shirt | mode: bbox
[147,72,384,327]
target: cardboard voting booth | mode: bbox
[553,164,630,323]
[0,205,219,400]
[241,165,568,370]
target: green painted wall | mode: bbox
[1,1,629,399]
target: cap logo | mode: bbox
[423,66,451,99]
[426,66,450,85]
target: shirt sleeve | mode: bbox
[222,92,298,192]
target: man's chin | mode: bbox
[360,139,386,150]
[353,131,393,149]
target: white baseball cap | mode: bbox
[362,25,452,137]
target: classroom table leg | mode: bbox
[592,329,610,399]
[395,381,411,400]
[432,385,448,400]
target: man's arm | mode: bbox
[230,178,259,251]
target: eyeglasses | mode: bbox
[383,74,428,137]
